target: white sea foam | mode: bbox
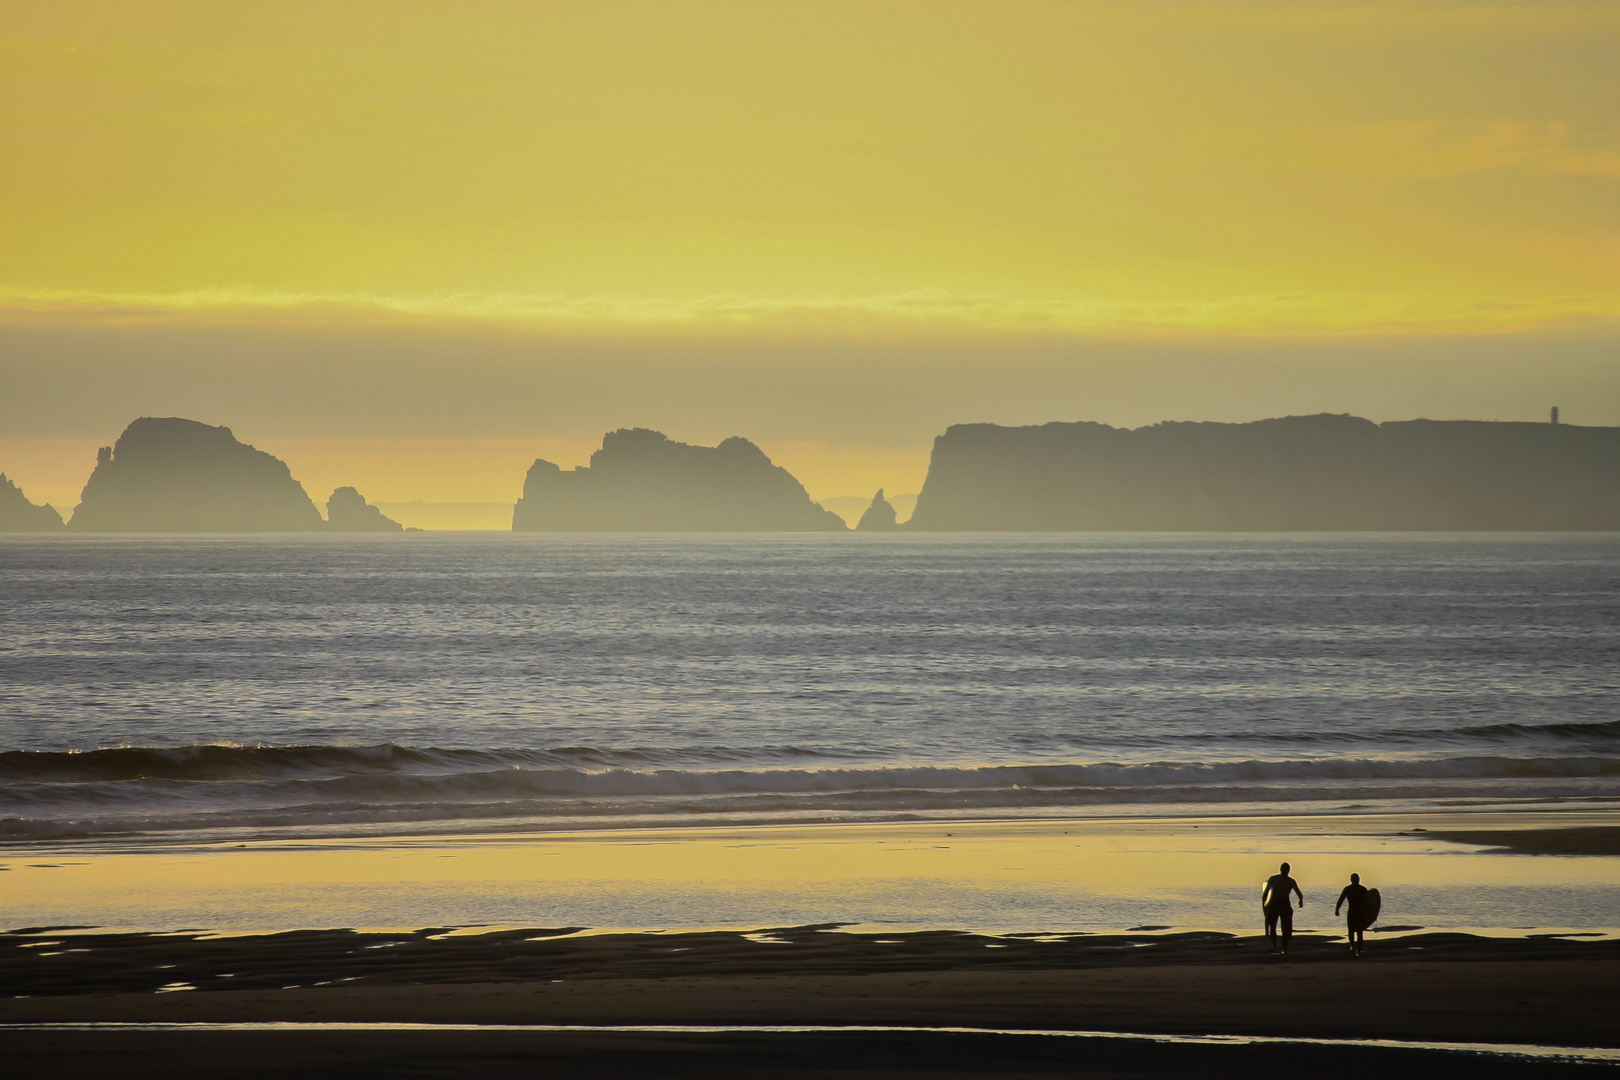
[1,747,1615,840]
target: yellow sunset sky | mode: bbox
[2,0,1616,519]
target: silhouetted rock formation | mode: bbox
[68,418,324,532]
[0,474,64,532]
[856,489,900,531]
[907,415,1620,531]
[512,428,848,532]
[326,487,404,532]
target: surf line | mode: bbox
[5,1023,1617,1063]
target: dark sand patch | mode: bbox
[2,927,1616,1051]
[0,1027,1608,1080]
[4,924,1617,997]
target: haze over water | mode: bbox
[3,533,1615,847]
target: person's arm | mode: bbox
[1335,886,1349,915]
[1293,881,1305,907]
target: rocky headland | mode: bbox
[0,474,65,532]
[25,413,1620,535]
[512,428,847,532]
[67,418,326,532]
[906,414,1620,530]
[326,487,405,532]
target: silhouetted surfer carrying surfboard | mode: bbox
[1335,872,1380,957]
[1262,862,1304,954]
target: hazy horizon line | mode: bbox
[5,285,1617,337]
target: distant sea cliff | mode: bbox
[68,417,327,532]
[906,414,1620,531]
[55,417,403,533]
[513,428,847,532]
[0,474,64,532]
[8,413,1618,534]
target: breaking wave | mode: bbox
[2,743,1616,841]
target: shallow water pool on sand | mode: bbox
[5,812,1617,935]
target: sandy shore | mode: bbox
[3,939,1616,1078]
[3,926,1617,1047]
[3,1025,1609,1079]
[4,812,1618,1075]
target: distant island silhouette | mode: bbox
[856,489,900,531]
[68,418,327,532]
[512,428,847,532]
[906,414,1620,530]
[12,413,1618,534]
[0,473,65,532]
[326,487,405,532]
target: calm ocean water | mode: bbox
[1,533,1617,845]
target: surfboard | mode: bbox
[1350,888,1381,932]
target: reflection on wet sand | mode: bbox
[3,812,1617,935]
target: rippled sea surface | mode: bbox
[1,533,1616,843]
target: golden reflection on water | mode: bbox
[4,813,1618,934]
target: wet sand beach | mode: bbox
[3,924,1618,1045]
[6,811,1618,935]
[2,928,1616,1077]
[1425,826,1620,857]
[4,1026,1613,1080]
[4,812,1619,1075]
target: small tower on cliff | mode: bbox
[1551,406,1559,424]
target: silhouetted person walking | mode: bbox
[1335,873,1380,957]
[1262,862,1304,954]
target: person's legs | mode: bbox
[1279,907,1293,953]
[1265,909,1279,952]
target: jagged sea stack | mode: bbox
[326,487,405,532]
[0,474,65,532]
[68,418,325,532]
[856,489,900,531]
[513,428,847,531]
